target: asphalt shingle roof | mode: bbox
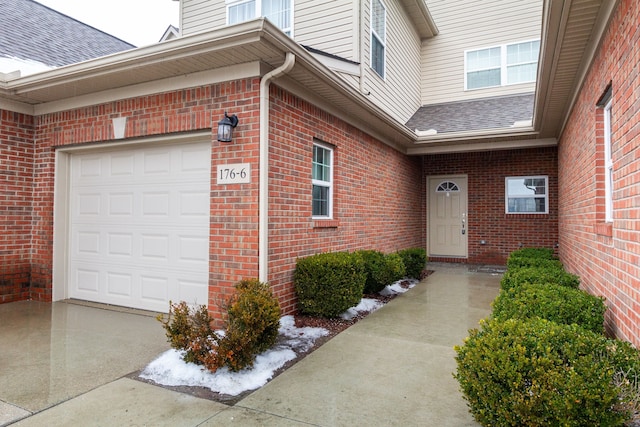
[0,0,135,68]
[406,93,535,133]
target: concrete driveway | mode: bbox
[0,263,501,426]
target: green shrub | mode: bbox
[358,250,406,294]
[214,279,281,372]
[454,318,633,426]
[294,251,366,317]
[357,250,387,294]
[508,247,556,260]
[375,253,406,288]
[492,283,606,334]
[397,247,427,279]
[158,279,281,373]
[157,301,216,364]
[500,265,580,291]
[506,256,564,270]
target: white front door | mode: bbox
[67,141,211,312]
[428,176,468,258]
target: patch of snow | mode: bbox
[140,280,419,396]
[140,315,329,396]
[379,278,419,296]
[340,297,384,320]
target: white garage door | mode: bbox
[68,142,211,312]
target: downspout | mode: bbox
[259,52,296,283]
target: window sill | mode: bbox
[313,219,340,229]
[594,222,613,237]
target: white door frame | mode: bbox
[427,175,468,258]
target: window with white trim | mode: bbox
[466,40,540,90]
[312,142,333,218]
[227,0,293,36]
[604,99,613,222]
[505,176,548,214]
[370,0,386,78]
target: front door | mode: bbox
[428,176,468,258]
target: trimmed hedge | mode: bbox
[492,282,606,334]
[455,318,638,427]
[507,247,555,260]
[397,247,427,279]
[358,250,387,294]
[294,251,366,317]
[500,265,580,291]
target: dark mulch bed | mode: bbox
[133,272,433,405]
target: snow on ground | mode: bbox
[140,278,418,396]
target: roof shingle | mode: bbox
[0,0,135,69]
[406,93,535,133]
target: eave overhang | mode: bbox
[534,0,619,140]
[399,0,439,39]
[0,19,415,152]
[0,0,619,157]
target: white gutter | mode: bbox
[259,52,296,283]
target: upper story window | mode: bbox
[227,0,293,36]
[370,0,386,78]
[505,176,548,214]
[312,141,333,218]
[465,40,540,90]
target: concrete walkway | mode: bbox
[0,264,501,426]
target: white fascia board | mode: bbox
[8,20,269,94]
[0,96,34,115]
[406,137,557,155]
[33,62,262,115]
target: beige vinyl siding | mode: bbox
[295,0,358,60]
[182,0,356,59]
[362,0,423,123]
[182,0,226,36]
[422,0,542,105]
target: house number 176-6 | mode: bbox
[217,163,250,184]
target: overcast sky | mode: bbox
[36,0,180,47]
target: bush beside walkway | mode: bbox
[455,247,640,427]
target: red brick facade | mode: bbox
[267,87,425,313]
[424,147,559,265]
[558,0,640,346]
[0,80,425,322]
[0,111,34,302]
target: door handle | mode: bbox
[461,218,466,235]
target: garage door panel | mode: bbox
[69,141,211,312]
[107,272,133,297]
[76,269,100,293]
[107,233,134,257]
[179,236,209,263]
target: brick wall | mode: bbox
[423,147,559,265]
[0,110,34,303]
[16,78,425,323]
[558,0,640,346]
[32,79,262,319]
[268,86,425,314]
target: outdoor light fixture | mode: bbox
[217,112,239,142]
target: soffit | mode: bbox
[2,21,286,105]
[535,0,616,139]
[399,0,439,39]
[0,18,415,150]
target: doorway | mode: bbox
[428,176,468,258]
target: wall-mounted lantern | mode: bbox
[217,112,239,142]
